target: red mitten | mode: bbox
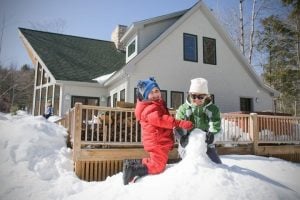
[174,120,193,131]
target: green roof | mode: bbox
[19,28,125,82]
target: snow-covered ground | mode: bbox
[0,111,300,200]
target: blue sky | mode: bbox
[0,0,274,68]
[0,0,197,67]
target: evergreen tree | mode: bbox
[257,0,300,116]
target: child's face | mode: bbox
[190,93,207,106]
[148,87,161,101]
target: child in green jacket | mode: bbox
[176,78,222,164]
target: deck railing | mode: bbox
[57,103,300,181]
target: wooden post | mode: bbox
[73,103,82,177]
[250,113,258,154]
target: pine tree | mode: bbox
[257,0,300,115]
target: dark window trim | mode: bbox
[203,37,217,65]
[240,97,253,112]
[107,96,111,107]
[113,93,118,107]
[210,94,215,104]
[171,91,184,109]
[127,39,136,58]
[160,90,167,103]
[120,89,125,102]
[71,95,100,107]
[183,33,198,62]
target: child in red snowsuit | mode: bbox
[123,77,193,185]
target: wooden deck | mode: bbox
[57,103,300,181]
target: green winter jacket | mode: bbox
[176,99,221,134]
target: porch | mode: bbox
[57,103,300,181]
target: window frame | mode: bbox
[183,33,198,62]
[126,35,138,62]
[171,91,184,109]
[240,97,253,112]
[71,96,100,107]
[203,37,217,65]
[113,93,118,107]
[120,89,125,102]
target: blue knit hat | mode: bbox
[137,77,160,100]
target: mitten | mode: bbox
[174,120,193,131]
[205,132,214,144]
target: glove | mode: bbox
[174,120,193,131]
[205,132,214,145]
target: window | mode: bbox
[134,88,138,103]
[171,91,184,109]
[203,37,216,65]
[107,96,111,107]
[160,90,167,103]
[209,94,215,104]
[71,96,99,107]
[183,33,198,62]
[120,89,125,102]
[127,40,136,57]
[113,93,117,107]
[240,97,252,112]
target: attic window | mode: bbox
[183,33,198,62]
[128,40,136,57]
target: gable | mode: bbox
[118,1,278,97]
[19,28,125,82]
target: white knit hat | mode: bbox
[189,78,209,94]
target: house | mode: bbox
[19,1,279,117]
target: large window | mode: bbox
[203,37,216,65]
[171,91,184,109]
[120,89,125,102]
[71,96,99,107]
[107,96,111,107]
[160,90,167,103]
[240,97,252,112]
[113,93,117,107]
[183,33,198,62]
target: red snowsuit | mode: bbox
[135,99,176,174]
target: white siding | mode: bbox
[127,8,274,112]
[61,83,107,115]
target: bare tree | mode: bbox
[239,0,245,55]
[0,14,6,61]
[248,0,256,64]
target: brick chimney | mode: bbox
[111,25,127,51]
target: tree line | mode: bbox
[217,0,299,116]
[0,64,34,113]
[257,0,300,116]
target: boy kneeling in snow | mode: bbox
[123,77,193,185]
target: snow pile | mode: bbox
[0,112,300,200]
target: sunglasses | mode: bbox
[190,94,206,100]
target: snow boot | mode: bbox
[173,127,189,148]
[206,145,222,164]
[123,160,148,185]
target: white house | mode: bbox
[19,0,278,116]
